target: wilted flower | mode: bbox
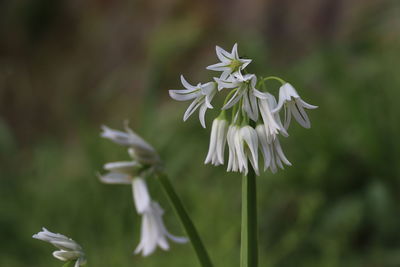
[134,202,188,257]
[169,76,217,128]
[33,228,86,267]
[205,117,228,166]
[206,43,252,80]
[272,83,318,129]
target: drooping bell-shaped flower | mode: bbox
[256,124,291,173]
[272,83,318,129]
[134,202,188,257]
[33,228,87,267]
[236,125,259,175]
[227,125,240,172]
[205,117,228,166]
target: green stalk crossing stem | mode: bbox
[157,173,213,267]
[241,166,258,267]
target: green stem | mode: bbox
[262,76,285,84]
[240,165,258,267]
[156,173,213,267]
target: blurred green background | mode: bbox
[1,0,400,266]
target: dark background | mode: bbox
[1,0,400,266]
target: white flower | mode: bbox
[206,43,252,80]
[256,124,291,173]
[99,159,188,256]
[227,125,240,172]
[237,126,259,175]
[258,93,288,142]
[169,76,217,128]
[216,72,266,121]
[272,83,318,129]
[101,124,160,165]
[33,228,86,267]
[135,202,188,257]
[227,125,259,175]
[204,117,228,166]
[99,161,151,214]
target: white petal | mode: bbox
[180,75,197,90]
[52,251,80,261]
[256,125,271,171]
[216,120,228,164]
[103,161,140,173]
[298,98,318,109]
[274,138,291,166]
[206,62,230,71]
[252,88,269,99]
[51,240,81,251]
[98,172,132,184]
[240,126,259,174]
[183,98,203,121]
[289,102,310,128]
[232,43,239,59]
[166,233,189,243]
[205,119,219,164]
[219,69,231,81]
[216,45,233,62]
[168,89,200,101]
[198,103,208,128]
[132,178,151,214]
[222,89,245,110]
[240,59,252,70]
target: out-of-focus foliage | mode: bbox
[1,0,400,266]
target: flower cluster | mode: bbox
[169,44,317,174]
[33,228,86,267]
[99,123,187,256]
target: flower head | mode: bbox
[33,228,86,267]
[99,124,187,256]
[169,43,317,175]
[207,43,252,80]
[169,75,217,128]
[272,83,318,129]
[134,202,188,257]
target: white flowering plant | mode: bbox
[33,43,316,267]
[169,43,317,267]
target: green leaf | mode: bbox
[156,173,213,267]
